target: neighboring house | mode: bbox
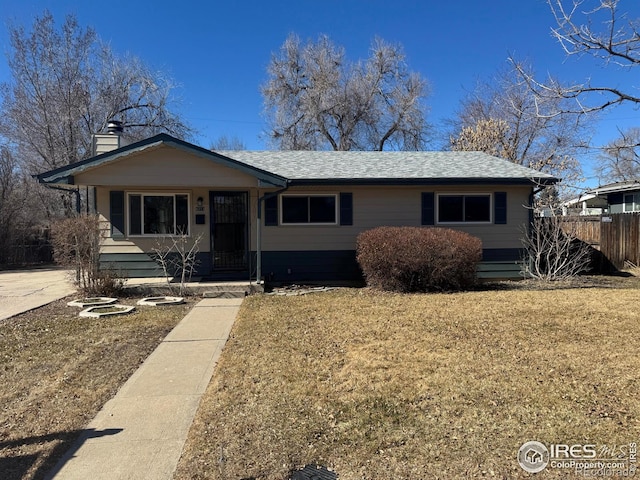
[36,132,557,282]
[564,180,640,216]
[589,181,640,214]
[562,193,608,216]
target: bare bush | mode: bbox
[50,214,124,295]
[522,216,592,280]
[152,232,203,296]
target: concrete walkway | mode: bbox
[46,297,243,480]
[0,268,75,320]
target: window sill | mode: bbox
[279,223,339,226]
[436,221,493,225]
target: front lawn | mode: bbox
[175,281,640,479]
[0,296,192,480]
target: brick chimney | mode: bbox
[92,120,124,155]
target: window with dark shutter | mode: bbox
[436,194,492,223]
[127,193,190,235]
[280,195,337,225]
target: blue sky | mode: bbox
[1,0,639,187]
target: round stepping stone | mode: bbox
[67,297,118,308]
[79,304,135,318]
[136,296,184,306]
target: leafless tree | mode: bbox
[262,34,430,151]
[515,1,640,119]
[596,127,640,182]
[0,147,26,263]
[450,118,511,158]
[211,135,246,150]
[0,146,49,265]
[449,66,587,187]
[0,11,192,174]
[0,12,193,264]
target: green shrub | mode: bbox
[356,226,482,292]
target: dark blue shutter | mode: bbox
[339,193,353,225]
[421,192,435,225]
[110,191,125,238]
[494,192,507,224]
[129,194,141,235]
[265,195,278,226]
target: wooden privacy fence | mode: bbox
[561,216,601,246]
[562,213,640,270]
[601,213,640,269]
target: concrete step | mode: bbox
[124,280,263,298]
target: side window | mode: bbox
[624,193,638,212]
[437,194,491,223]
[280,195,337,224]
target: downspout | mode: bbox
[256,185,289,284]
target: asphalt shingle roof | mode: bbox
[216,150,557,183]
[35,134,559,186]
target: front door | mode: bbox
[210,191,248,271]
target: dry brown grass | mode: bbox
[0,296,193,480]
[175,278,640,479]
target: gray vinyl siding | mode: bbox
[260,185,531,251]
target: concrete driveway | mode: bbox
[0,268,76,320]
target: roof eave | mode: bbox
[35,133,288,187]
[587,184,640,196]
[34,173,75,185]
[35,137,168,184]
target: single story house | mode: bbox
[562,193,608,216]
[584,181,640,214]
[36,132,557,282]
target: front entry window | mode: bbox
[128,193,189,235]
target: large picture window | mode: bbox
[281,194,337,224]
[438,194,491,223]
[128,193,189,235]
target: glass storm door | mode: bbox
[210,192,248,270]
